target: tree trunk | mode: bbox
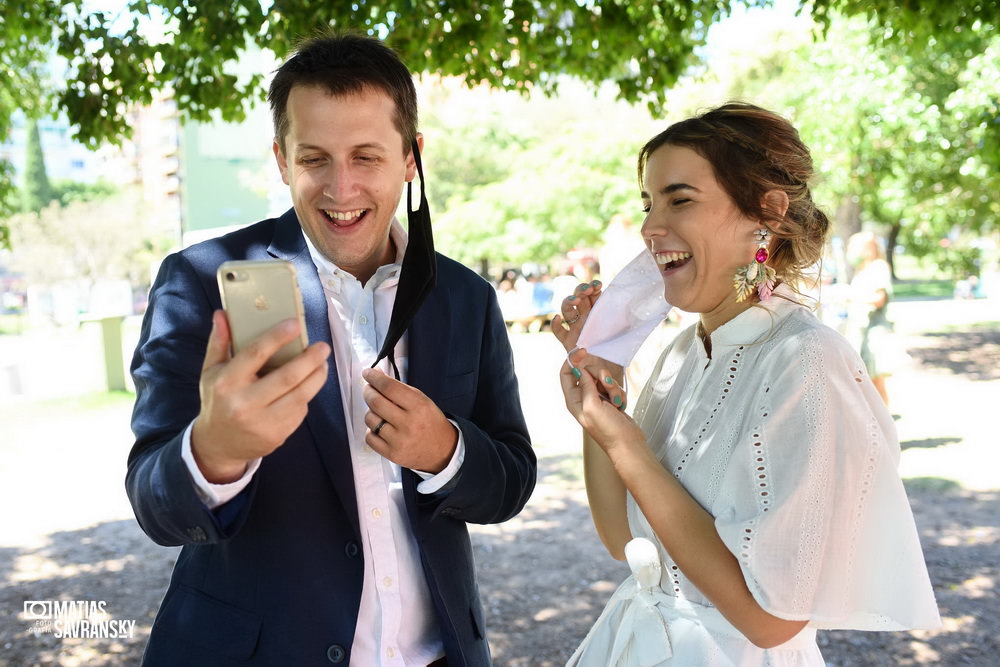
[835,195,862,243]
[836,195,863,282]
[886,222,901,281]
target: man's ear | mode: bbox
[405,133,424,183]
[273,138,290,185]
[762,189,789,221]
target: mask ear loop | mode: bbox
[566,346,581,371]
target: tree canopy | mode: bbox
[19,118,53,215]
[424,80,654,269]
[421,9,997,275]
[709,13,998,278]
[3,0,996,145]
[1,0,996,250]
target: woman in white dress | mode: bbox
[552,103,940,666]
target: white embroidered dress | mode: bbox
[568,287,940,667]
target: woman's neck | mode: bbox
[699,295,755,340]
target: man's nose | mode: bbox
[323,164,356,200]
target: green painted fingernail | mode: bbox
[591,280,602,286]
[571,367,582,379]
[613,395,623,406]
[605,376,614,384]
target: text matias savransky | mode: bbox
[23,600,137,639]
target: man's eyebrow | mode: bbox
[293,142,390,153]
[641,183,701,198]
[291,143,325,154]
[351,142,390,152]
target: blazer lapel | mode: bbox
[268,210,361,538]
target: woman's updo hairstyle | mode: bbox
[638,102,829,290]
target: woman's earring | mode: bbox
[733,228,776,302]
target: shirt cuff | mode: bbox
[181,420,261,509]
[413,420,465,495]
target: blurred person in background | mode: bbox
[845,230,894,406]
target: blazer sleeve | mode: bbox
[126,251,256,546]
[415,271,536,526]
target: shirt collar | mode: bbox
[302,217,409,294]
[708,283,807,349]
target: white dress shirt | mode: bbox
[181,218,464,666]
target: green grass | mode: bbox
[903,476,963,495]
[929,320,1000,334]
[0,313,30,335]
[0,389,135,420]
[892,279,954,300]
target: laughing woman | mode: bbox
[552,103,939,666]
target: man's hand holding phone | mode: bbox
[191,299,331,485]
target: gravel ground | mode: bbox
[1,297,997,666]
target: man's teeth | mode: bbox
[325,209,365,221]
[656,252,692,265]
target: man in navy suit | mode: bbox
[126,33,535,666]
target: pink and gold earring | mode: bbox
[734,228,776,302]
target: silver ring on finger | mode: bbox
[373,418,388,436]
[564,313,581,325]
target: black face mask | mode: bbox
[372,139,436,378]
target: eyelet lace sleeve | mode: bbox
[713,323,940,630]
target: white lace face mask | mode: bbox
[572,249,671,367]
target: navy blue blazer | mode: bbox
[127,209,535,666]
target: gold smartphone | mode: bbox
[217,260,308,374]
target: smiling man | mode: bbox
[275,84,412,284]
[126,33,535,667]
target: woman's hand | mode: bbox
[552,280,601,352]
[551,281,628,409]
[559,348,644,457]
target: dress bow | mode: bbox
[607,538,673,666]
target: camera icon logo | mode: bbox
[23,601,54,620]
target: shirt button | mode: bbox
[386,647,396,658]
[383,576,393,587]
[371,507,382,519]
[359,315,368,325]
